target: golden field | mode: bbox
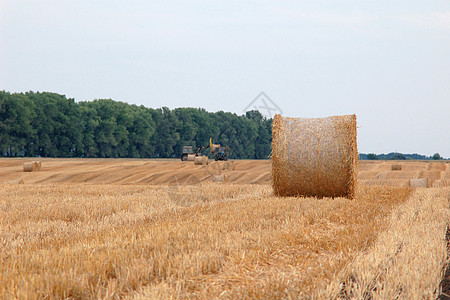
[0,158,449,299]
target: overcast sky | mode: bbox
[1,0,449,157]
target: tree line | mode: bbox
[360,152,444,160]
[0,91,272,159]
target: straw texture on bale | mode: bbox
[186,154,196,161]
[23,162,37,172]
[410,178,428,188]
[391,164,402,171]
[194,156,208,165]
[272,114,358,198]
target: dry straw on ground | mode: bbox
[410,178,428,188]
[322,187,449,299]
[0,183,412,299]
[272,114,358,198]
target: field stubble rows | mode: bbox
[0,159,449,298]
[1,159,449,188]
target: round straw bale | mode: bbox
[194,156,202,165]
[194,156,208,165]
[37,161,42,171]
[222,161,235,170]
[32,161,39,172]
[211,174,229,183]
[409,178,428,188]
[186,154,196,161]
[23,162,36,172]
[271,114,358,198]
[391,164,402,171]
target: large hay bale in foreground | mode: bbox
[272,114,357,198]
[23,162,37,172]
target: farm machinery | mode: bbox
[180,138,229,161]
[180,145,208,161]
[209,138,228,161]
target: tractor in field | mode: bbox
[180,145,209,161]
[210,138,229,161]
[181,138,229,161]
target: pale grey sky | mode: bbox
[1,0,449,157]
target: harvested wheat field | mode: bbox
[0,158,271,185]
[0,158,449,298]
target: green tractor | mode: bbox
[210,138,229,161]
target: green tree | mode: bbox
[26,92,82,157]
[150,107,180,158]
[366,153,379,160]
[0,91,277,159]
[432,153,441,160]
[0,91,36,156]
[246,110,272,159]
[389,153,406,160]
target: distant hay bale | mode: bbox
[391,164,402,171]
[410,178,428,188]
[32,161,41,171]
[194,156,208,165]
[23,162,37,172]
[194,156,202,165]
[222,161,235,170]
[272,114,358,198]
[211,174,229,183]
[23,161,41,172]
[23,162,32,172]
[186,154,196,161]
